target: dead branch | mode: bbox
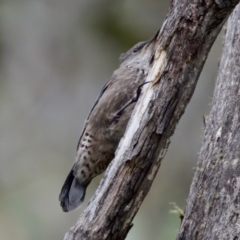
[63,0,240,239]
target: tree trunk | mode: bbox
[63,0,240,239]
[177,4,240,240]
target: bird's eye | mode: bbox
[133,47,139,53]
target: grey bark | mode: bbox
[177,4,240,240]
[63,0,240,239]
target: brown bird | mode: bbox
[59,32,158,212]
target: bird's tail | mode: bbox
[59,169,88,212]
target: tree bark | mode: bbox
[177,4,240,240]
[63,0,240,239]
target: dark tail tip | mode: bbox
[59,169,87,212]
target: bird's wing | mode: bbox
[76,76,116,150]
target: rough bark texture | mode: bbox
[63,0,240,239]
[177,4,240,240]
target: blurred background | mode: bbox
[0,0,224,239]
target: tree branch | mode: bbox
[63,0,240,239]
[177,3,240,239]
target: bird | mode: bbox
[59,31,158,212]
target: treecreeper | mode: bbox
[59,31,159,212]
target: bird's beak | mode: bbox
[146,29,160,47]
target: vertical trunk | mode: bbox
[177,4,240,240]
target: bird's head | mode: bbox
[119,30,159,69]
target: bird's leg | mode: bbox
[110,81,150,122]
